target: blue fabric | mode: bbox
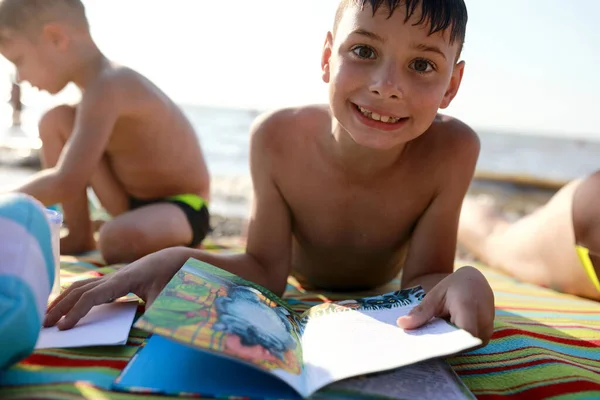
[0,194,54,285]
[0,277,42,369]
[0,194,53,369]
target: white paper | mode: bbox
[321,359,475,400]
[35,302,138,349]
[301,305,481,395]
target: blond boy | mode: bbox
[0,0,211,264]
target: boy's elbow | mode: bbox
[246,253,289,298]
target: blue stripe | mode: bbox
[0,370,117,388]
[467,337,600,359]
[0,194,54,286]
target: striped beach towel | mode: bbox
[0,246,598,399]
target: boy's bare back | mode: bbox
[251,105,479,291]
[80,63,209,202]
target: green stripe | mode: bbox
[165,194,207,211]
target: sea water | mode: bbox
[1,103,600,219]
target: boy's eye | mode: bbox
[351,45,376,60]
[410,59,435,73]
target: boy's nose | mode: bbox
[369,63,403,100]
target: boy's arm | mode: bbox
[397,121,494,342]
[401,120,480,291]
[167,111,294,295]
[13,79,119,205]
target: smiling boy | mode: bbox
[46,0,495,344]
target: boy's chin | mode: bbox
[348,131,412,151]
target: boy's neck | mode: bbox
[69,43,108,91]
[329,118,408,178]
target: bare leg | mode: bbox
[38,105,131,255]
[458,179,600,301]
[89,156,129,217]
[38,106,95,255]
[97,203,194,264]
[572,171,600,300]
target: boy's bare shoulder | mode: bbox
[77,65,133,105]
[250,104,330,154]
[421,113,480,158]
[83,64,161,100]
[92,64,144,91]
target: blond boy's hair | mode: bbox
[0,0,88,39]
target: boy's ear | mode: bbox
[321,32,333,84]
[42,23,70,52]
[439,61,465,109]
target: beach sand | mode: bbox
[456,177,558,261]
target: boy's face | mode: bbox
[322,4,465,150]
[0,27,70,94]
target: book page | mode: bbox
[300,288,481,396]
[36,302,137,349]
[134,258,306,393]
[316,359,475,400]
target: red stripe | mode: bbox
[452,348,600,368]
[492,328,600,347]
[477,379,600,399]
[21,354,127,370]
[458,357,600,376]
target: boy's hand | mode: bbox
[396,266,495,345]
[44,247,187,330]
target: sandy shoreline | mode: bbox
[207,213,247,239]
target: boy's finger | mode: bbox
[56,283,126,330]
[396,304,435,329]
[452,312,478,339]
[44,280,102,327]
[46,278,100,313]
[396,289,445,329]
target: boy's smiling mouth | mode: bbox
[351,103,408,130]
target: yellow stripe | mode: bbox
[575,245,600,293]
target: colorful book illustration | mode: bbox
[114,258,481,399]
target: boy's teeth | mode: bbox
[357,105,399,124]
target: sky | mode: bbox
[1,0,599,139]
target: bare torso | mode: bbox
[90,65,209,201]
[268,106,458,291]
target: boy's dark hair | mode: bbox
[334,0,468,58]
[0,0,88,40]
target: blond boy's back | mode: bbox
[87,64,209,202]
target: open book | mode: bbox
[114,258,481,399]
